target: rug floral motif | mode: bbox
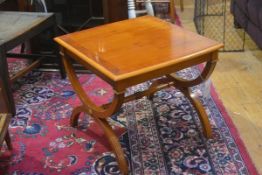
[0,63,257,174]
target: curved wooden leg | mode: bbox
[179,87,212,138]
[61,51,128,174]
[147,78,171,100]
[70,105,129,174]
[62,52,124,119]
[70,105,86,127]
[168,56,218,138]
[96,118,129,175]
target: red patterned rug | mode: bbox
[0,7,258,175]
[0,66,259,174]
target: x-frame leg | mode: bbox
[167,57,218,138]
[62,53,128,175]
[61,49,218,174]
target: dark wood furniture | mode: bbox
[0,11,60,115]
[0,0,17,11]
[0,60,12,151]
[0,113,12,151]
[103,0,128,23]
[55,16,223,174]
[0,71,10,114]
[51,0,128,31]
[1,0,128,31]
[0,0,128,29]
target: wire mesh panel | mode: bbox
[194,0,245,51]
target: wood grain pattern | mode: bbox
[55,16,222,82]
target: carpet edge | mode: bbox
[210,84,259,175]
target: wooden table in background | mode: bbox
[0,11,56,115]
[0,113,12,150]
[55,16,223,174]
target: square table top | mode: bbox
[0,11,54,49]
[55,16,223,82]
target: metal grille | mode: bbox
[194,0,245,52]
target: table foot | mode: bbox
[96,118,129,175]
[178,87,212,138]
[69,105,129,174]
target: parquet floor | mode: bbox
[176,0,262,173]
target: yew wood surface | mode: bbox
[55,16,223,175]
[55,16,222,83]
